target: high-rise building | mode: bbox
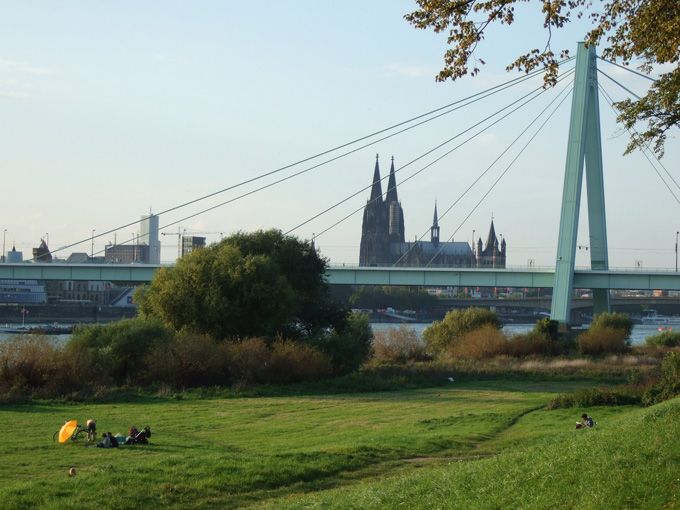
[182,236,206,257]
[139,213,161,264]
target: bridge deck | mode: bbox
[2,263,680,291]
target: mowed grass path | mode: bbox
[0,380,670,509]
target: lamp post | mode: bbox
[676,231,679,272]
[2,228,6,263]
[91,230,95,263]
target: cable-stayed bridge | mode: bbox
[3,44,678,328]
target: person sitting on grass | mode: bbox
[575,413,594,429]
[107,432,119,448]
[96,434,111,448]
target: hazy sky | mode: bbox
[1,1,678,269]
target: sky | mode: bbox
[1,1,678,269]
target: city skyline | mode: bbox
[2,1,678,269]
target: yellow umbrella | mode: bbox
[58,420,78,443]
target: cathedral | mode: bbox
[359,155,506,268]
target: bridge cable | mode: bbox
[287,67,574,240]
[597,69,641,100]
[598,83,680,206]
[304,66,576,246]
[56,59,575,258]
[421,78,575,267]
[117,67,553,257]
[597,57,657,82]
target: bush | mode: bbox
[576,327,631,355]
[545,386,641,409]
[441,324,508,359]
[269,340,333,384]
[225,337,273,386]
[0,334,67,394]
[590,312,634,337]
[507,332,560,357]
[642,351,680,406]
[423,307,501,359]
[645,330,680,347]
[372,325,429,363]
[146,331,231,387]
[308,313,374,375]
[64,317,174,385]
[533,318,560,341]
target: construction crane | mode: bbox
[161,228,185,260]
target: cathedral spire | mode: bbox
[485,219,497,249]
[385,156,398,203]
[369,153,383,203]
[430,201,440,246]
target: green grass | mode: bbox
[0,379,677,509]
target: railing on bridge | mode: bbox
[3,262,680,292]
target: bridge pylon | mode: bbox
[551,42,611,327]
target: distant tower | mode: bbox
[33,239,52,263]
[139,212,161,264]
[430,202,440,247]
[475,220,506,268]
[359,155,405,266]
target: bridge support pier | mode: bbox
[551,43,611,326]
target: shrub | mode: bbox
[0,334,67,394]
[545,386,641,409]
[372,325,429,363]
[441,324,508,359]
[308,313,374,375]
[645,330,680,347]
[269,340,333,384]
[533,318,560,341]
[642,351,680,406]
[423,307,501,359]
[146,331,231,387]
[507,332,559,357]
[576,327,631,355]
[590,312,634,337]
[64,317,174,385]
[225,337,273,386]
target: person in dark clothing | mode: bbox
[107,432,119,448]
[576,413,594,429]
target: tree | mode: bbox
[136,229,347,341]
[405,0,680,156]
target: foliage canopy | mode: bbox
[136,229,348,341]
[405,0,680,156]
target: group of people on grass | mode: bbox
[86,420,151,448]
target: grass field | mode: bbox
[1,379,677,509]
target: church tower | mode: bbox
[475,219,506,268]
[359,155,404,266]
[430,202,440,247]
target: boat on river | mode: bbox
[640,310,680,326]
[0,324,75,335]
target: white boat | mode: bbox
[640,310,680,326]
